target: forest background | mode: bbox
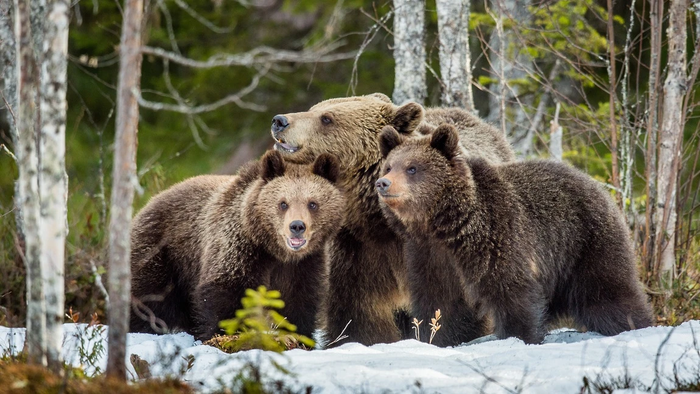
[1,0,699,347]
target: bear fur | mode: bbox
[377,124,653,344]
[270,93,514,345]
[129,151,345,340]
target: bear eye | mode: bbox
[279,201,288,211]
[385,166,392,174]
[308,201,318,210]
[321,115,333,125]
[407,166,417,175]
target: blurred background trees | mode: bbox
[1,0,699,335]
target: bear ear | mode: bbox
[312,153,340,184]
[261,150,286,182]
[367,92,392,103]
[391,102,425,135]
[379,126,406,158]
[430,124,460,160]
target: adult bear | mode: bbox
[270,93,515,346]
[376,124,653,344]
[129,151,345,340]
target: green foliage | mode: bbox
[217,286,315,353]
[471,0,620,91]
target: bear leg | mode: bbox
[404,237,488,346]
[324,231,405,346]
[130,247,194,334]
[567,225,653,335]
[192,278,251,340]
[491,289,546,344]
[270,255,327,339]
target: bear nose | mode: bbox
[271,115,289,136]
[375,178,392,194]
[289,220,306,236]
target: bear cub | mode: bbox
[377,124,652,344]
[129,150,345,340]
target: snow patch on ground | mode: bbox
[2,322,700,393]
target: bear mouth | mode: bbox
[273,138,300,153]
[286,237,307,251]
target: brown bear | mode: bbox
[129,150,345,340]
[376,124,653,344]
[270,93,514,346]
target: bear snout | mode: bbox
[271,114,289,136]
[375,177,392,195]
[289,220,306,236]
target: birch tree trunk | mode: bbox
[392,0,426,105]
[1,1,24,242]
[107,0,143,380]
[643,0,663,275]
[14,0,46,366]
[1,1,16,134]
[436,0,474,111]
[39,0,69,372]
[606,0,620,196]
[486,0,534,155]
[549,102,562,161]
[655,0,687,289]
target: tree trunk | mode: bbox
[606,0,620,198]
[14,0,46,366]
[486,0,533,154]
[392,0,426,105]
[436,0,474,111]
[655,0,687,289]
[39,0,69,373]
[549,102,563,161]
[107,0,143,380]
[643,0,663,276]
[1,1,24,243]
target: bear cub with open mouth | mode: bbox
[129,150,345,340]
[377,124,652,344]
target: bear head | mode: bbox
[375,123,470,225]
[251,150,346,260]
[269,93,425,172]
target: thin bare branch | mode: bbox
[140,44,356,68]
[0,143,17,162]
[137,65,269,114]
[1,90,16,125]
[172,0,234,34]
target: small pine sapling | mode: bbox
[216,286,315,352]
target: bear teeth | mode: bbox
[287,237,307,250]
[275,141,299,153]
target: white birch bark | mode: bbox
[392,0,426,105]
[486,0,533,153]
[39,0,69,372]
[1,1,24,241]
[436,0,474,111]
[14,0,46,366]
[619,0,637,219]
[655,0,687,288]
[29,0,45,55]
[108,0,144,380]
[644,0,662,273]
[549,102,562,161]
[1,1,16,131]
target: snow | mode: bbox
[2,322,700,393]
